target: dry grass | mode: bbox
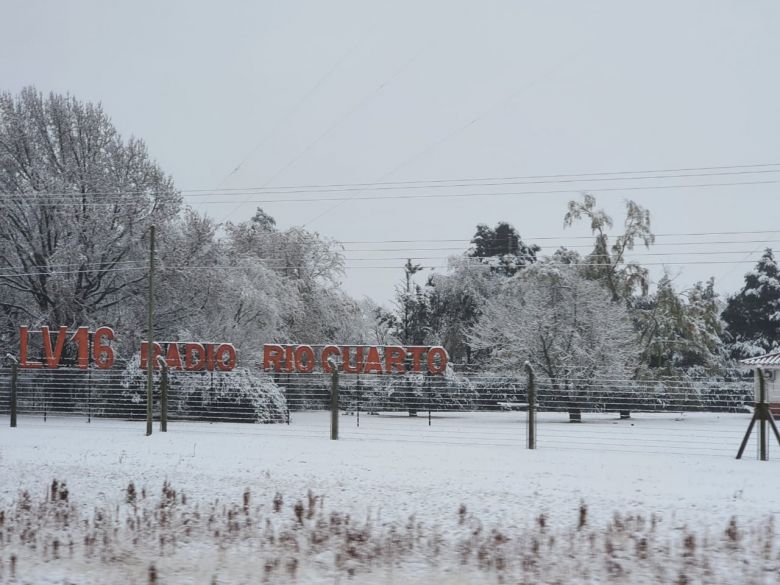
[1,481,778,584]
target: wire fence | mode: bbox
[0,363,765,458]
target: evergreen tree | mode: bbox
[468,222,540,276]
[382,259,431,346]
[722,249,780,358]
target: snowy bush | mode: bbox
[340,366,477,415]
[120,358,288,423]
[469,373,525,409]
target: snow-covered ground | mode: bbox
[2,411,779,583]
[2,411,778,525]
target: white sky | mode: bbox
[3,0,780,304]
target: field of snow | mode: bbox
[2,411,779,583]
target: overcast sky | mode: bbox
[3,0,780,304]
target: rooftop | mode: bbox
[740,351,780,369]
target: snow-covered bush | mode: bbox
[120,358,287,423]
[468,373,525,409]
[345,365,477,415]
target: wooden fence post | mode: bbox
[156,356,168,433]
[7,355,18,428]
[525,361,536,449]
[328,358,339,440]
[86,367,92,424]
[146,224,155,437]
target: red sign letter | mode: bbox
[363,346,383,374]
[342,346,364,374]
[427,346,448,374]
[384,346,406,374]
[263,344,284,372]
[294,345,315,373]
[19,326,42,368]
[322,345,340,372]
[41,326,68,369]
[93,327,115,369]
[215,344,237,371]
[185,343,206,370]
[408,347,426,372]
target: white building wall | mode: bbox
[754,371,780,402]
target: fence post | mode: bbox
[328,358,339,440]
[87,367,92,424]
[146,224,155,437]
[525,361,536,449]
[156,356,168,433]
[759,368,768,461]
[7,354,18,428]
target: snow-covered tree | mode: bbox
[147,207,370,352]
[564,194,654,300]
[357,298,395,346]
[722,249,780,358]
[469,222,540,276]
[174,259,302,355]
[0,87,180,339]
[383,259,431,346]
[223,208,360,344]
[427,257,502,366]
[470,263,640,420]
[633,276,726,372]
[225,210,343,285]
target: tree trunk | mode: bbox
[569,409,582,423]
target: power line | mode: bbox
[215,44,432,226]
[186,167,780,197]
[180,179,780,205]
[0,258,768,279]
[341,239,780,252]
[0,259,148,271]
[191,161,780,192]
[338,250,780,260]
[4,178,777,208]
[338,229,780,244]
[3,245,776,271]
[2,235,776,276]
[2,233,775,271]
[300,44,598,227]
[3,164,779,203]
[216,25,376,187]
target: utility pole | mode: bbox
[146,225,155,437]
